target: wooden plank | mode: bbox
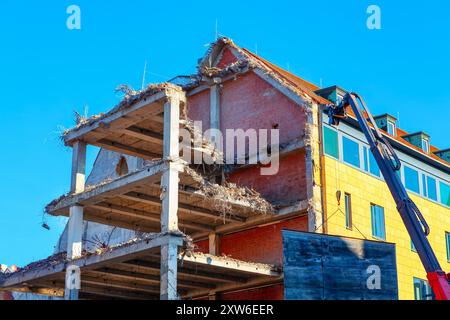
[123,260,247,284]
[90,267,215,290]
[120,126,164,145]
[92,202,214,232]
[122,192,245,223]
[97,139,161,159]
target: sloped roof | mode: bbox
[200,37,330,105]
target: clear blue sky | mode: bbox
[0,0,449,266]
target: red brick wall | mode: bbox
[228,152,307,203]
[187,89,210,132]
[220,284,284,300]
[221,72,306,147]
[216,47,239,68]
[220,216,308,266]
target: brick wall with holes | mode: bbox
[186,51,309,300]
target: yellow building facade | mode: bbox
[321,116,450,300]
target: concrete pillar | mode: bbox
[208,233,220,256]
[65,140,86,300]
[160,94,182,300]
[160,236,179,300]
[209,78,221,146]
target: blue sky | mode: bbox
[0,0,449,266]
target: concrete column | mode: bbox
[65,140,86,300]
[209,78,221,146]
[160,94,182,300]
[208,233,220,256]
[160,236,179,300]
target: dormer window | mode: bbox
[421,138,430,153]
[402,131,431,153]
[373,114,397,137]
[387,120,396,136]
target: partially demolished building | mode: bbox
[1,37,449,300]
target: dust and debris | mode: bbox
[62,83,183,139]
[184,166,273,219]
[2,231,191,279]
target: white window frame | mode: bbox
[421,138,430,153]
[387,120,396,136]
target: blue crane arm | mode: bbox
[327,92,449,300]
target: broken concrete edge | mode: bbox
[0,231,186,282]
[44,160,274,218]
[0,230,280,289]
[180,251,282,275]
[44,161,166,213]
[61,82,184,143]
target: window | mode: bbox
[342,136,360,168]
[421,174,437,201]
[363,146,369,172]
[344,193,352,229]
[371,204,386,240]
[116,156,129,176]
[323,126,339,159]
[363,146,381,177]
[404,166,420,194]
[421,138,429,153]
[446,232,450,262]
[440,181,450,207]
[413,278,434,300]
[387,120,396,136]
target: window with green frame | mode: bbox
[446,232,450,262]
[413,277,434,300]
[440,181,450,207]
[342,136,360,168]
[371,204,386,240]
[323,126,339,159]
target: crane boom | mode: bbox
[327,92,450,300]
